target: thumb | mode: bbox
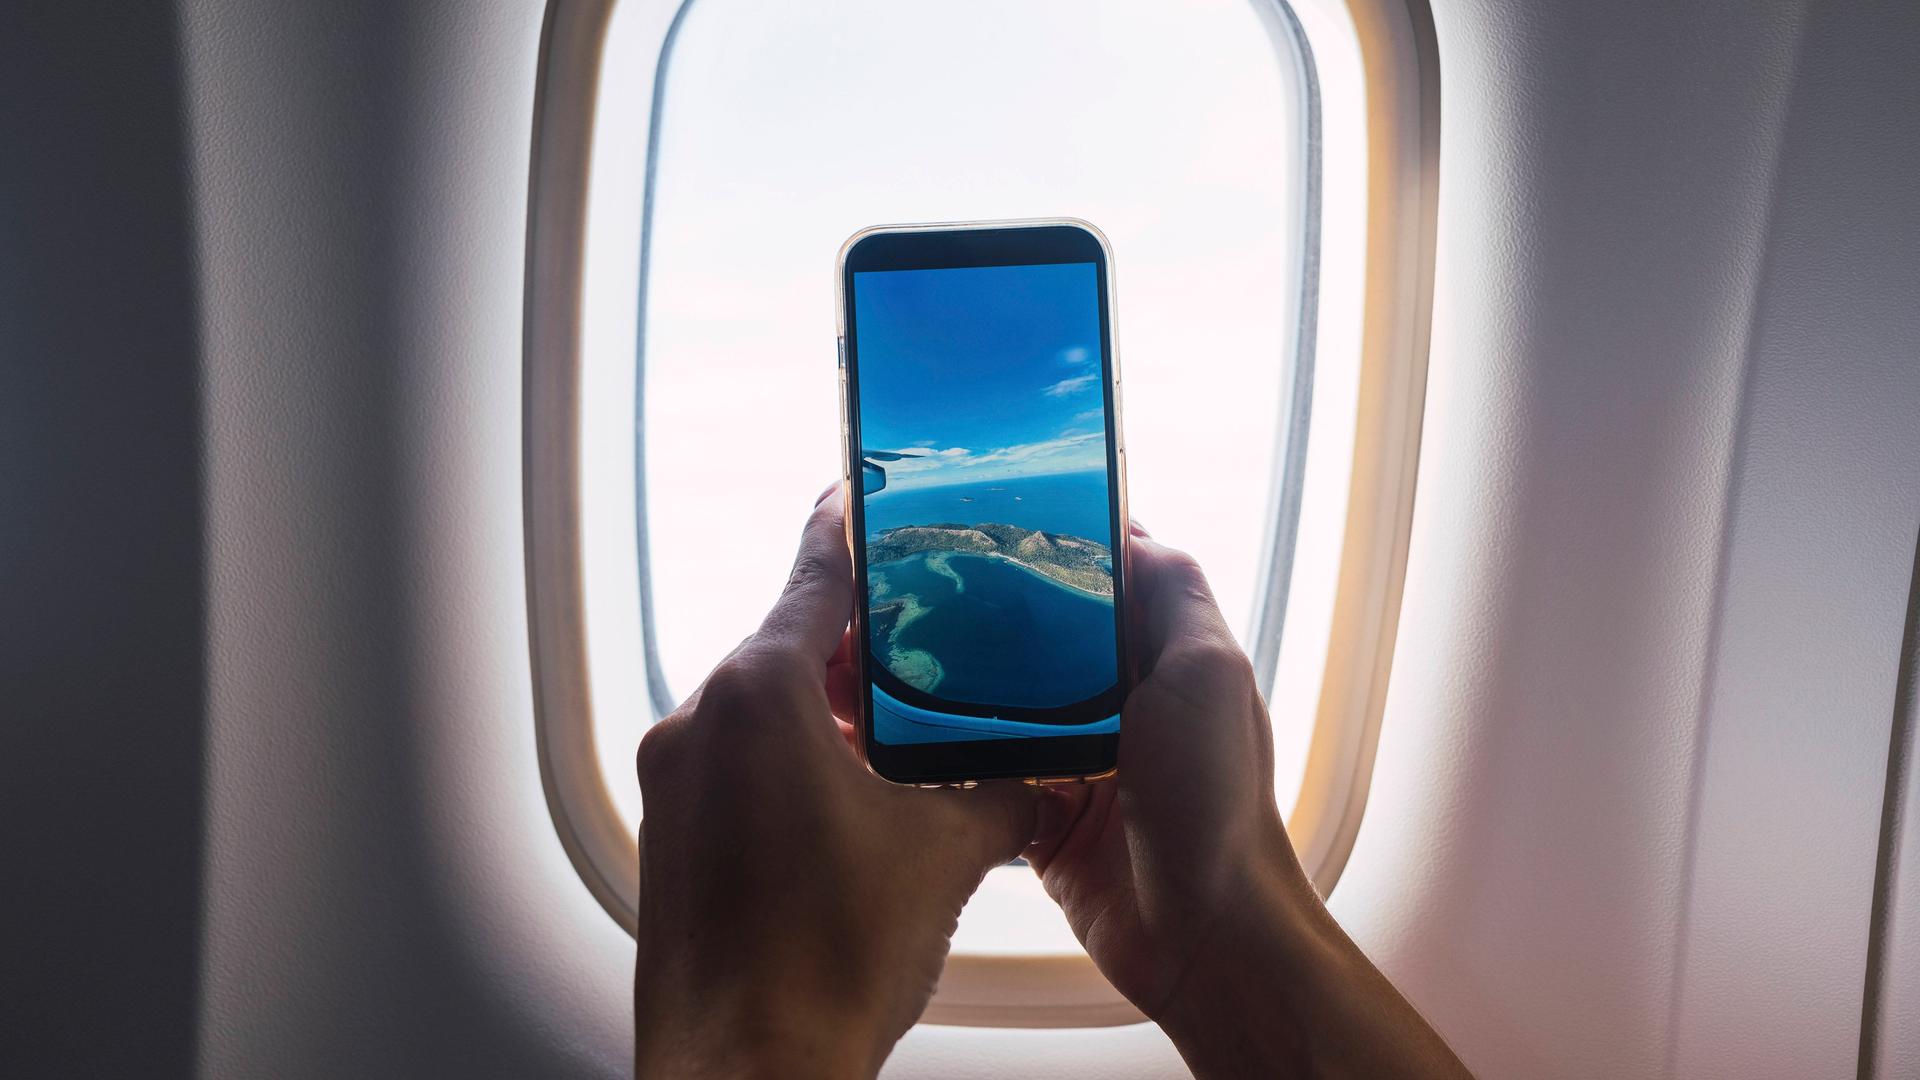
[1127,534,1237,670]
[755,485,854,664]
[939,781,1043,872]
[1022,786,1093,875]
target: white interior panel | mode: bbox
[7,0,1919,1076]
[1870,608,1920,1079]
[180,2,633,1073]
[1664,2,1920,1070]
[1332,1,1920,1078]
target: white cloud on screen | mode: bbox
[874,431,1105,489]
[1042,374,1096,397]
[1059,346,1091,365]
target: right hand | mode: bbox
[1022,525,1310,1017]
[1026,526,1472,1077]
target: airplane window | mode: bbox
[643,0,1304,711]
[550,0,1400,1002]
[632,0,1318,954]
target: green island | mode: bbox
[865,523,1115,694]
[866,523,1114,597]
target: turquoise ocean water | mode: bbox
[861,469,1115,545]
[867,551,1117,711]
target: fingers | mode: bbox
[1120,538,1271,799]
[829,623,858,667]
[826,658,860,722]
[1127,534,1238,666]
[826,626,860,724]
[671,489,854,750]
[1022,785,1096,874]
[755,486,854,664]
[941,781,1043,871]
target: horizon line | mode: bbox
[871,465,1108,496]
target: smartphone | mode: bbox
[837,220,1129,786]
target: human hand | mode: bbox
[633,487,1039,1079]
[1022,525,1304,1017]
[1023,526,1469,1077]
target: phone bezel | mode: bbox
[836,219,1129,786]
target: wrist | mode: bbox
[1153,849,1471,1079]
[635,1021,881,1080]
[1153,849,1344,1076]
[636,967,893,1079]
[637,1002,888,1080]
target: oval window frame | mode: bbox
[523,0,1437,1027]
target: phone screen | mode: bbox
[842,225,1126,784]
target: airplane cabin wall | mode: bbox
[1,5,208,1075]
[1332,0,1920,1076]
[2,0,1917,1077]
[1879,596,1920,1078]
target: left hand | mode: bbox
[633,486,1040,1079]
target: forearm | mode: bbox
[1156,861,1471,1079]
[634,990,890,1080]
[634,945,896,1080]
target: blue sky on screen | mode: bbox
[853,262,1107,490]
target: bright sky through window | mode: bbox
[642,0,1306,723]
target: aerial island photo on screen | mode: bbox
[853,261,1122,743]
